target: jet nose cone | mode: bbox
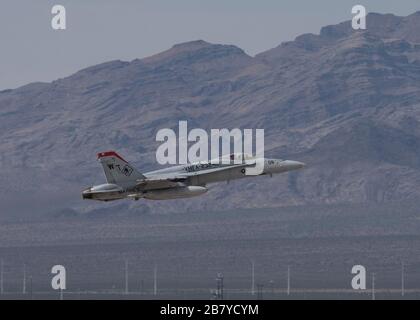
[295,161,306,169]
[285,160,306,170]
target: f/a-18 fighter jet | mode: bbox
[82,151,305,201]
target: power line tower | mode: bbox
[124,259,129,295]
[140,279,144,294]
[269,280,275,295]
[29,276,33,300]
[22,263,26,295]
[216,273,224,300]
[257,283,264,300]
[371,273,376,300]
[0,259,3,295]
[251,260,255,296]
[153,264,158,296]
[401,262,405,297]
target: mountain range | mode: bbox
[1,12,420,219]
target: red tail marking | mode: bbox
[97,151,127,163]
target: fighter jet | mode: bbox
[82,151,305,201]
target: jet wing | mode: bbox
[135,177,187,190]
[136,163,254,190]
[180,163,254,176]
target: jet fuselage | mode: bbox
[82,152,305,202]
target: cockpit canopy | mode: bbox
[223,153,254,161]
[208,153,256,163]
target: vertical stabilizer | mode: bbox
[97,151,145,186]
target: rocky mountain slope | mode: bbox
[1,12,420,218]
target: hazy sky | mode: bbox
[0,0,419,89]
